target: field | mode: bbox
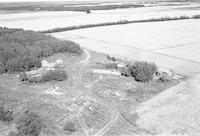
[0,1,144,12]
[0,3,200,30]
[52,19,200,76]
[0,1,200,136]
[135,74,200,135]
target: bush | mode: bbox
[106,55,117,62]
[119,67,132,77]
[19,72,28,82]
[111,57,116,62]
[16,111,43,136]
[0,63,6,74]
[104,63,117,69]
[125,61,157,82]
[0,106,14,122]
[41,69,67,82]
[107,55,111,60]
[63,121,77,132]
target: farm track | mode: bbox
[93,96,119,136]
[75,49,151,136]
[76,49,91,89]
[75,49,120,136]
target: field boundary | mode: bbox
[41,15,200,33]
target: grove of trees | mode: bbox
[0,28,82,74]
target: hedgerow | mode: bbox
[104,63,117,69]
[41,69,68,82]
[40,15,198,33]
[193,15,200,19]
[0,29,82,74]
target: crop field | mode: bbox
[53,19,200,76]
[0,3,200,30]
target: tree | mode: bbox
[125,61,157,82]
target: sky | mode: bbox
[0,0,111,2]
[0,0,100,2]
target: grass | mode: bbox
[82,103,108,131]
[125,80,179,103]
[41,15,198,33]
[0,50,85,135]
[93,76,179,104]
[0,49,182,135]
[84,54,181,129]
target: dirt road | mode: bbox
[93,96,119,136]
[76,49,91,88]
[76,49,120,136]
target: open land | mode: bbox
[52,19,200,76]
[0,47,181,135]
[0,3,200,30]
[0,1,200,136]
